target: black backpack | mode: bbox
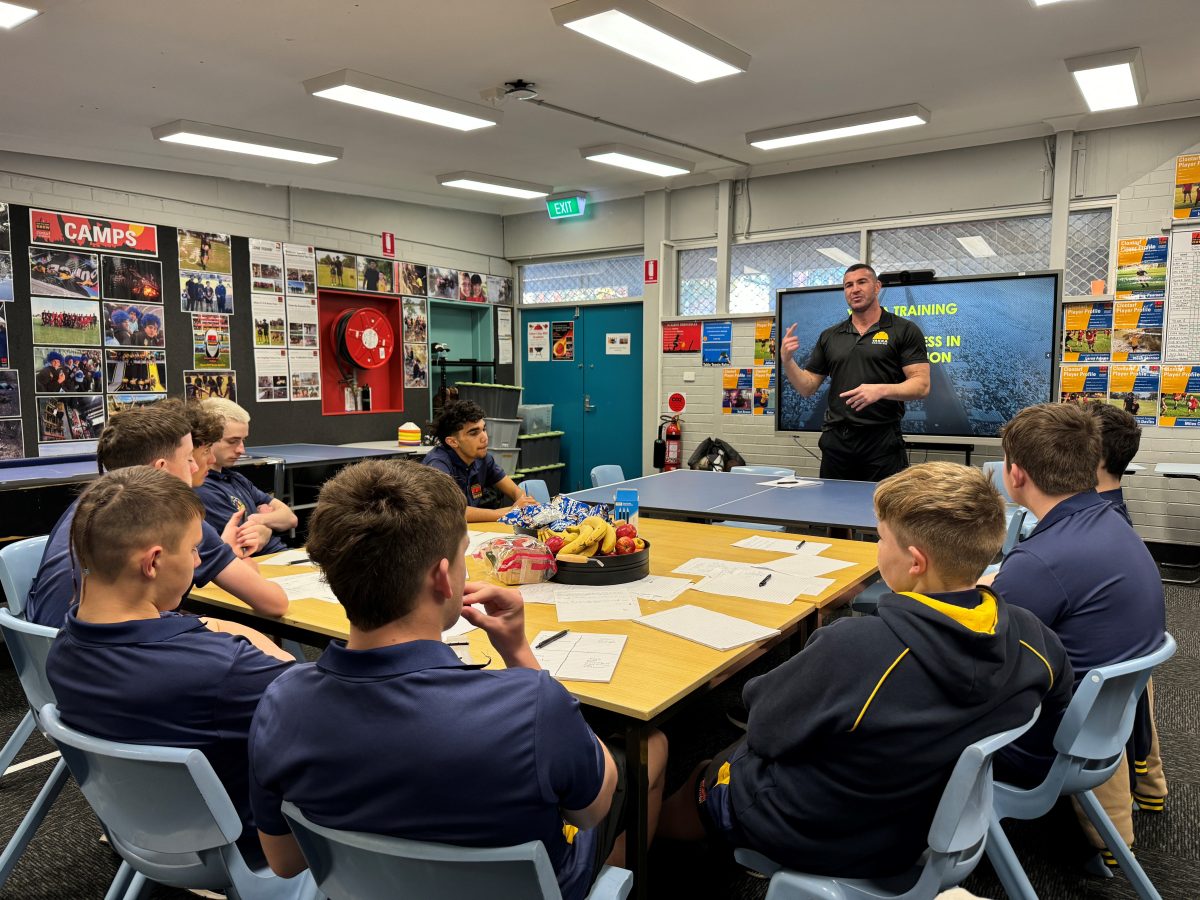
[687,437,746,473]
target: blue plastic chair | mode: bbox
[735,707,1040,899]
[523,479,551,505]
[40,703,320,900]
[730,466,797,477]
[986,634,1176,900]
[590,465,626,488]
[281,801,632,900]
[0,535,49,777]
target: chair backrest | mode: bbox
[589,465,625,488]
[0,535,51,617]
[981,461,1013,503]
[0,609,59,723]
[730,466,796,477]
[523,479,551,505]
[1001,508,1025,557]
[281,801,563,900]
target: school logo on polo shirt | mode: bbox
[230,495,246,513]
[872,331,889,345]
[471,484,482,499]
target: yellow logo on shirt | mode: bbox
[872,331,889,345]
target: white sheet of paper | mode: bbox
[555,597,643,622]
[517,582,559,604]
[757,477,818,488]
[731,536,833,555]
[532,632,626,682]
[467,531,497,555]
[267,571,339,603]
[635,605,779,651]
[761,554,856,577]
[264,549,313,566]
[693,570,833,604]
[441,617,477,639]
[630,575,694,602]
[672,557,758,578]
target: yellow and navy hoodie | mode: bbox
[730,586,1072,878]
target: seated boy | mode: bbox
[26,405,288,627]
[657,462,1071,878]
[1088,402,1140,525]
[248,460,667,899]
[423,401,537,523]
[196,398,297,556]
[46,467,293,859]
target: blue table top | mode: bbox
[244,443,406,466]
[0,456,99,488]
[568,469,878,531]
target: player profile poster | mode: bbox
[1173,154,1200,221]
[722,368,749,414]
[1115,237,1168,300]
[752,366,775,415]
[1062,302,1112,362]
[754,319,775,365]
[30,209,158,255]
[662,320,700,353]
[1158,365,1200,426]
[1107,365,1159,426]
[701,320,733,366]
[1111,301,1163,362]
[1059,364,1108,404]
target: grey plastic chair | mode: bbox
[734,707,1041,900]
[730,466,797,477]
[982,462,1037,537]
[590,465,626,488]
[523,478,552,505]
[986,633,1176,900]
[281,801,632,900]
[0,535,49,776]
[40,704,320,900]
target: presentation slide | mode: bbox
[776,273,1059,438]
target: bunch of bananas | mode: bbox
[538,515,616,558]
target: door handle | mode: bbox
[584,394,596,412]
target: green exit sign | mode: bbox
[546,192,588,220]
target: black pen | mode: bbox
[795,540,806,550]
[758,573,772,587]
[536,629,569,649]
[287,558,311,565]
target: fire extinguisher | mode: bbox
[654,414,682,472]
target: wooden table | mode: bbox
[186,518,878,898]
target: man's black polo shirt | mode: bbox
[804,309,927,427]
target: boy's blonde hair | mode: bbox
[201,396,250,426]
[874,462,1007,585]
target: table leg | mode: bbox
[623,722,651,899]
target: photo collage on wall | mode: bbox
[23,208,165,456]
[246,241,320,403]
[0,203,19,457]
[182,229,237,405]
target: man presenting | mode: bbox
[782,264,930,481]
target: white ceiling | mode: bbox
[1,0,1198,217]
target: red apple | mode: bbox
[615,536,636,555]
[615,524,637,540]
[545,536,565,555]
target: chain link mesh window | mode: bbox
[1065,208,1114,297]
[727,232,860,314]
[519,254,643,304]
[678,247,718,315]
[869,214,1052,277]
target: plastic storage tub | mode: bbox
[517,432,563,469]
[517,403,553,434]
[486,417,522,449]
[515,462,565,496]
[490,447,520,475]
[455,382,522,419]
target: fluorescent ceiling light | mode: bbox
[304,69,500,131]
[956,235,997,258]
[551,0,749,83]
[747,103,930,151]
[1065,48,1145,112]
[151,120,341,165]
[438,172,551,200]
[816,247,860,266]
[581,143,693,177]
[1029,0,1079,5]
[0,3,38,29]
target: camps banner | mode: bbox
[29,209,158,255]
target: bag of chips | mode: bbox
[474,535,557,585]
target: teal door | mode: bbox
[520,303,642,492]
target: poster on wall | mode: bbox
[192,313,231,368]
[403,342,428,388]
[1111,300,1163,362]
[356,256,394,294]
[1159,365,1200,426]
[428,266,459,300]
[0,304,8,366]
[311,249,350,290]
[106,349,166,393]
[754,320,776,366]
[753,366,775,415]
[399,262,427,296]
[33,347,102,393]
[0,418,22,459]
[722,368,752,414]
[0,369,20,417]
[107,393,166,416]
[29,247,99,299]
[1059,364,1108,404]
[1115,237,1168,300]
[249,239,285,293]
[287,295,319,348]
[30,208,158,255]
[0,252,13,302]
[254,348,290,402]
[180,270,233,314]
[496,306,511,339]
[102,302,164,347]
[288,349,321,400]
[1107,364,1159,426]
[402,297,428,343]
[284,244,316,297]
[527,321,549,362]
[184,369,236,402]
[1164,230,1200,361]
[31,296,100,345]
[1061,302,1112,361]
[36,394,104,443]
[458,271,486,302]
[487,275,512,305]
[1173,154,1200,221]
[605,333,631,355]
[101,255,163,303]
[178,231,232,275]
[551,321,574,361]
[498,338,512,365]
[701,320,733,366]
[0,202,10,252]
[252,294,286,347]
[662,320,700,353]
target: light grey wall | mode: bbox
[503,195,644,260]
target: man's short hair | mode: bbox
[1001,403,1100,495]
[874,462,1007,584]
[71,467,205,582]
[432,401,487,443]
[97,406,191,473]
[1088,402,1141,477]
[844,263,877,280]
[306,460,467,631]
[160,398,225,448]
[201,397,251,426]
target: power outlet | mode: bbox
[683,371,696,383]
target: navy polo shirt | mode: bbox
[1099,487,1132,526]
[422,444,507,507]
[26,499,237,628]
[249,640,606,900]
[992,491,1164,687]
[195,468,287,556]
[46,609,292,843]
